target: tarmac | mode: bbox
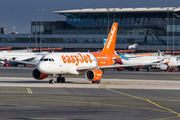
[0,67,180,120]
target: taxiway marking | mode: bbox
[27,88,33,94]
[103,87,180,120]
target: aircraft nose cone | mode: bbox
[37,62,46,73]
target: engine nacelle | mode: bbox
[155,64,168,70]
[116,59,123,64]
[85,69,102,81]
[159,64,168,70]
[32,68,48,80]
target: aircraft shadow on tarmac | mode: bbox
[0,80,76,84]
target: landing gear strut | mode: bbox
[92,80,100,84]
[49,75,55,84]
[57,75,65,83]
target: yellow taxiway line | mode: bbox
[27,88,33,94]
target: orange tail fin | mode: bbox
[101,22,118,54]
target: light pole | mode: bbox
[35,8,39,49]
[173,11,174,56]
[13,26,15,32]
[173,12,179,56]
[107,5,109,36]
[167,8,169,50]
[40,7,44,53]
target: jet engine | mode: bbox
[116,59,123,64]
[156,64,168,70]
[32,68,48,80]
[85,69,102,81]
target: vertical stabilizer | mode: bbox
[101,22,118,54]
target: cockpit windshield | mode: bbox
[40,57,54,62]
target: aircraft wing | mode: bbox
[21,57,36,61]
[10,60,38,66]
[77,63,159,71]
[114,56,141,61]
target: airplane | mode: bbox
[116,54,180,71]
[0,51,47,66]
[103,39,180,71]
[13,23,158,84]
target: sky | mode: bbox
[1,0,180,33]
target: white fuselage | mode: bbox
[120,55,180,67]
[37,52,98,75]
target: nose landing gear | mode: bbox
[49,74,55,84]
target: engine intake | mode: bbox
[85,69,102,81]
[155,64,168,70]
[159,64,168,70]
[116,59,123,64]
[32,68,48,80]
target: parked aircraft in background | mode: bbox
[103,39,180,71]
[116,54,180,71]
[0,51,47,66]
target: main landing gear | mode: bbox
[92,79,101,84]
[49,75,66,84]
[57,75,65,83]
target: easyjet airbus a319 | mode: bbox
[16,23,157,84]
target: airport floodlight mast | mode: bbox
[35,8,39,49]
[13,26,15,32]
[173,12,180,56]
[167,8,169,51]
[40,7,44,53]
[173,11,175,56]
[107,5,109,37]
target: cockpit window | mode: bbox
[40,57,43,61]
[43,58,48,61]
[40,58,54,62]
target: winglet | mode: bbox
[101,22,118,54]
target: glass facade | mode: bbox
[65,12,180,36]
[0,36,179,46]
[67,13,167,26]
[2,9,180,50]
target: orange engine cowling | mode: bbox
[32,68,48,80]
[85,69,102,81]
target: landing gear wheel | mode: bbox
[57,77,61,83]
[92,81,96,84]
[135,67,139,71]
[49,79,54,84]
[96,80,100,84]
[49,74,55,84]
[61,77,65,83]
[57,76,65,83]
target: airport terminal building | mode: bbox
[1,7,180,52]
